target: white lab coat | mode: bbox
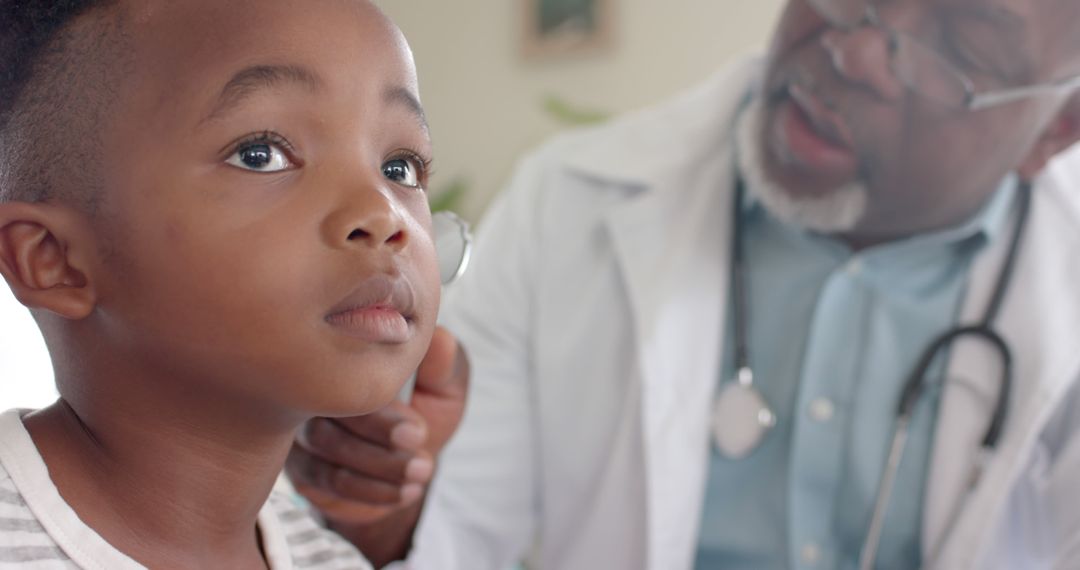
[403,56,1080,570]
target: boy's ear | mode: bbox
[0,202,97,320]
[1019,93,1080,180]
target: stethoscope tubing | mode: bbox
[858,181,1031,569]
[729,178,1032,569]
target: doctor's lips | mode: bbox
[325,274,417,344]
[773,83,858,175]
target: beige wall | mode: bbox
[375,1,786,221]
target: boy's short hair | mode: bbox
[0,0,122,208]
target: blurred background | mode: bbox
[378,0,784,221]
[0,0,784,410]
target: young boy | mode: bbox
[0,0,442,567]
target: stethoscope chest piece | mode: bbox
[712,368,777,459]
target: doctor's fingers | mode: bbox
[332,402,430,452]
[296,417,434,486]
[413,326,469,400]
[287,442,432,506]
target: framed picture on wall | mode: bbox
[522,0,615,60]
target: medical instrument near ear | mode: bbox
[713,178,1031,569]
[397,210,474,403]
[433,211,473,287]
[711,180,778,459]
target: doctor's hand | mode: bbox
[286,327,470,529]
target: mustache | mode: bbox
[760,65,882,182]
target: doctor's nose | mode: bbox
[820,26,905,103]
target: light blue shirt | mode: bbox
[694,177,1017,569]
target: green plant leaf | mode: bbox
[429,177,468,213]
[543,94,610,126]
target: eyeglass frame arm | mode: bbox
[966,73,1080,111]
[816,0,1080,112]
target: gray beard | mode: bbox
[734,98,868,234]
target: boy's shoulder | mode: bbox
[0,409,132,568]
[0,448,78,568]
[261,491,374,570]
[0,410,372,570]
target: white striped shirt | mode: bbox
[0,410,372,569]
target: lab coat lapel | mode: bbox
[602,156,732,570]
[924,172,1080,568]
[564,55,762,568]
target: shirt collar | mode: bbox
[951,172,1019,247]
[738,173,1020,290]
[739,172,1019,253]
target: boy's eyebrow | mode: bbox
[204,64,323,122]
[384,86,430,134]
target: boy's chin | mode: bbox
[305,375,410,418]
[296,332,431,417]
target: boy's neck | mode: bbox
[23,392,297,569]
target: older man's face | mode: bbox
[756,0,1080,239]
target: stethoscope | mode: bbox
[711,178,1032,569]
[432,211,473,287]
[396,211,473,402]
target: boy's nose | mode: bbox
[326,185,410,253]
[347,213,407,250]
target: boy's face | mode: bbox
[89,0,439,416]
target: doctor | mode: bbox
[288,0,1080,567]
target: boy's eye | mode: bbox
[226,142,292,173]
[382,158,421,188]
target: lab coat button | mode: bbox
[846,259,863,276]
[809,398,835,422]
[801,543,822,565]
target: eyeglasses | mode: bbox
[808,0,1080,111]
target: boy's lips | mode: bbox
[325,274,416,344]
[771,84,858,177]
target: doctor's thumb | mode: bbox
[409,326,470,454]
